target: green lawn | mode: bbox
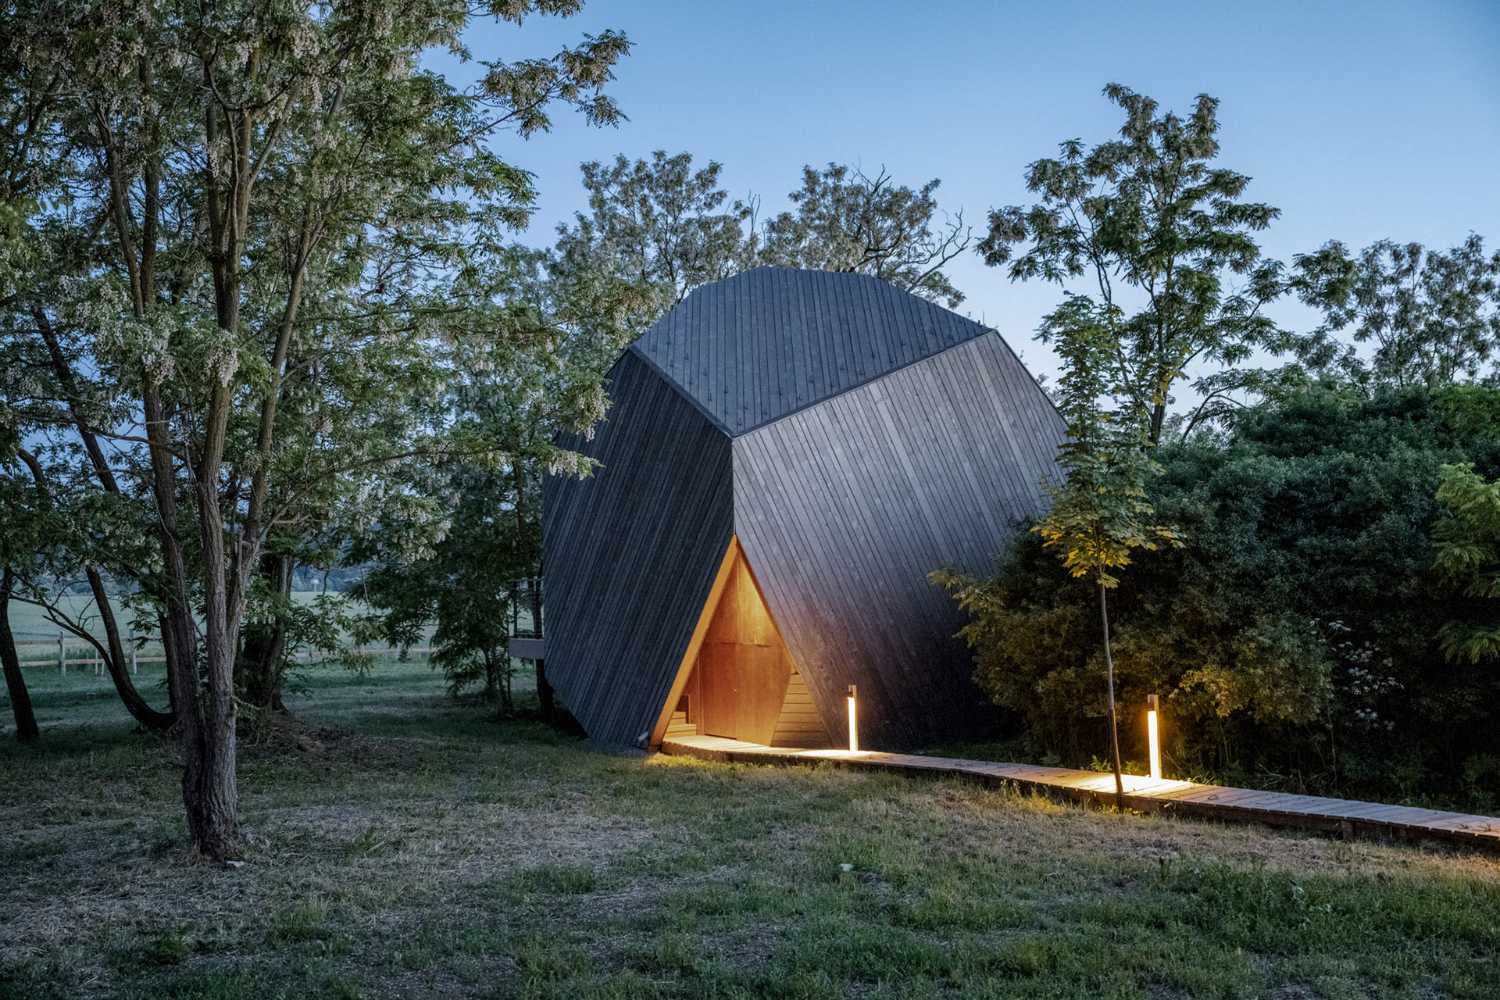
[2,663,1498,999]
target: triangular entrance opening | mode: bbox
[651,538,831,748]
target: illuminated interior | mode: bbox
[655,538,832,748]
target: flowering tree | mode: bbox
[1,1,629,860]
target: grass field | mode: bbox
[5,592,454,672]
[2,663,1499,999]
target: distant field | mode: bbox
[7,591,373,644]
[4,591,494,667]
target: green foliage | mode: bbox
[1,0,632,853]
[1029,296,1180,588]
[982,83,1284,443]
[1,0,630,652]
[944,384,1500,805]
[982,291,1181,794]
[551,150,756,340]
[353,462,535,708]
[1290,234,1500,388]
[547,153,975,343]
[1431,463,1500,664]
[759,163,973,306]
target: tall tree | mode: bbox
[353,248,617,713]
[0,142,40,743]
[980,84,1284,444]
[1028,296,1180,800]
[3,1,628,859]
[761,163,972,307]
[550,150,755,340]
[1289,235,1500,389]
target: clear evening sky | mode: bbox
[454,0,1500,386]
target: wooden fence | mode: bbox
[13,637,433,677]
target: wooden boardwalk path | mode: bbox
[661,734,1500,853]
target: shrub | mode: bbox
[942,384,1500,804]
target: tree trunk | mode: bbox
[186,420,241,861]
[11,446,170,729]
[142,378,233,859]
[483,652,500,705]
[1148,401,1167,448]
[237,553,292,712]
[1,569,40,743]
[84,565,173,729]
[530,577,553,720]
[1100,582,1125,807]
[93,66,238,860]
[184,571,239,859]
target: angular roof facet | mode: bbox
[630,267,993,436]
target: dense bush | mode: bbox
[945,384,1500,808]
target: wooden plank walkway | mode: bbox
[661,734,1500,854]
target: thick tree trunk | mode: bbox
[1100,582,1125,806]
[143,375,236,861]
[1148,401,1167,448]
[1,570,40,743]
[95,75,238,860]
[186,405,241,860]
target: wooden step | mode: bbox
[665,710,695,738]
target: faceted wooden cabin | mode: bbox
[542,268,1065,750]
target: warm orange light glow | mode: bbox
[846,684,858,753]
[1146,709,1162,781]
[1078,772,1192,795]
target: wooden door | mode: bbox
[695,553,791,744]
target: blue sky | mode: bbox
[457,0,1500,385]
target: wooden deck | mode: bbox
[660,734,1500,853]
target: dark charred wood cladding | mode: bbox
[542,268,1064,750]
[733,333,1065,747]
[633,268,998,436]
[542,351,734,747]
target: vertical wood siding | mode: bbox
[542,352,734,747]
[545,271,1063,751]
[732,333,1066,748]
[633,268,997,435]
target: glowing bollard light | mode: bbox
[846,684,859,753]
[1146,693,1162,781]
